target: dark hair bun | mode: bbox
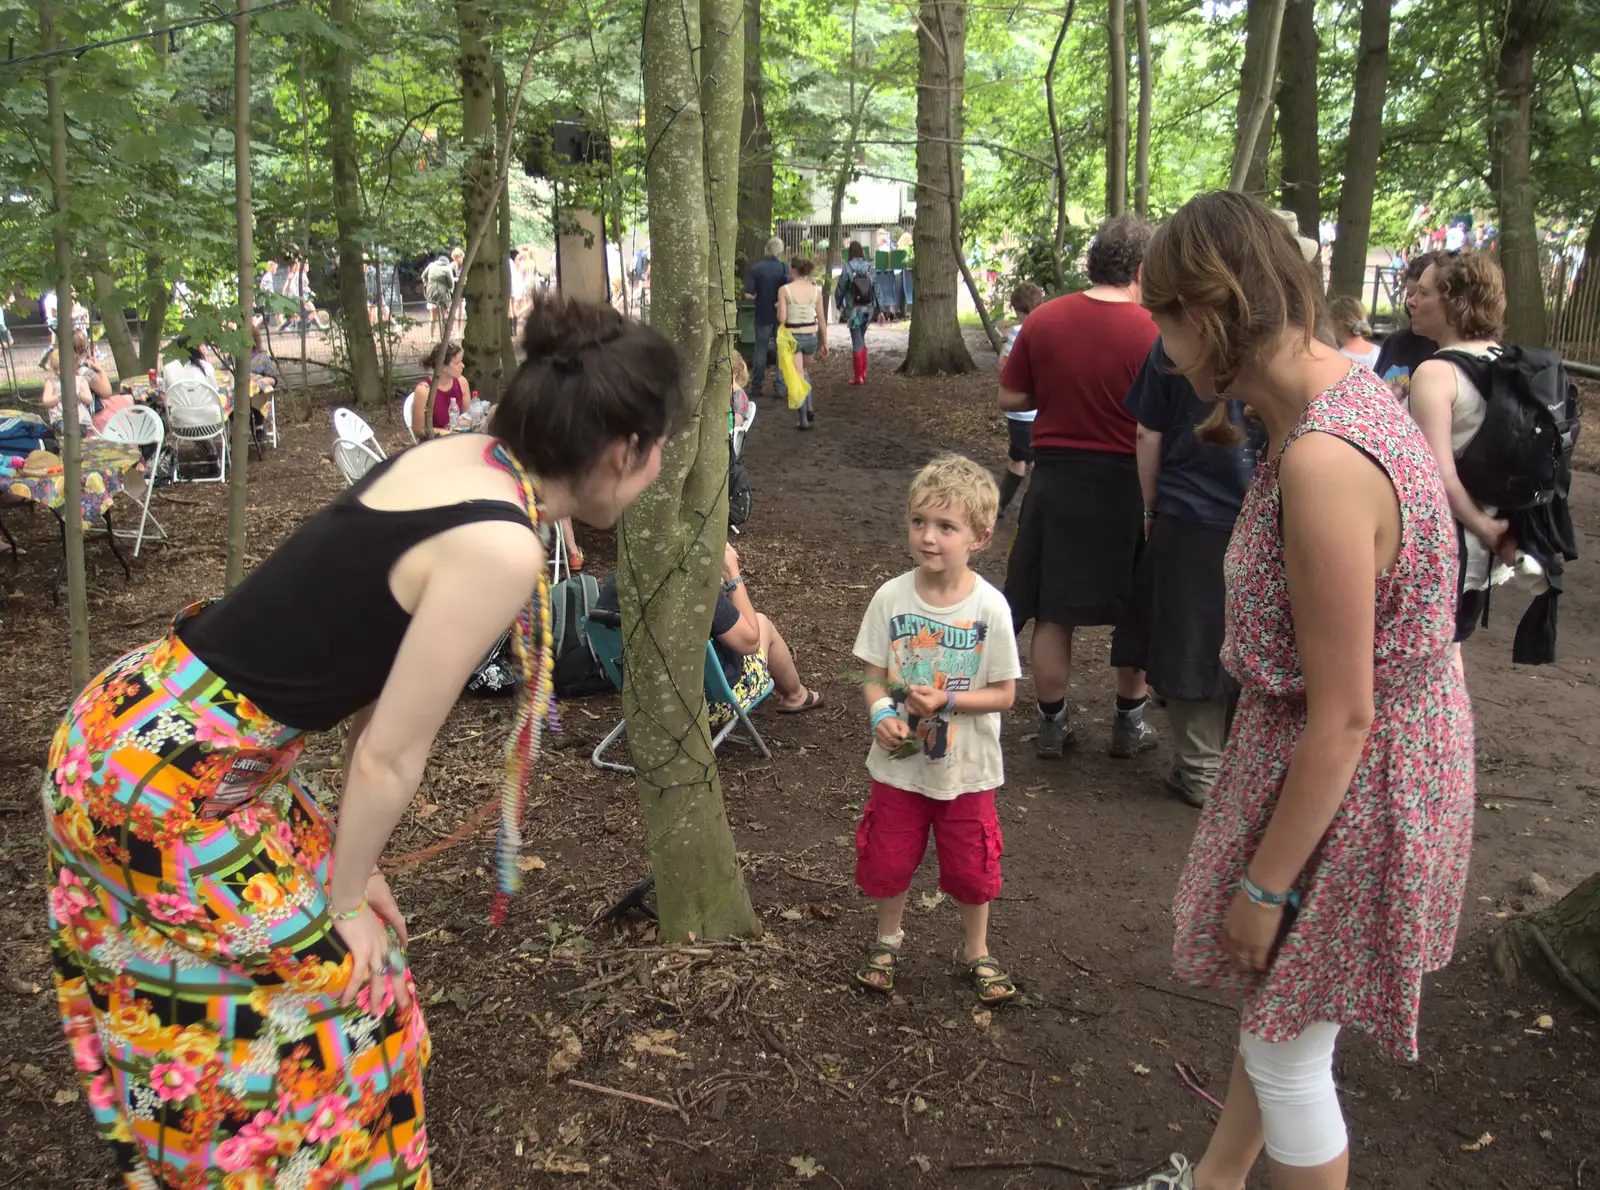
[520,294,628,359]
[492,295,686,480]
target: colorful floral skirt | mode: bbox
[43,615,431,1189]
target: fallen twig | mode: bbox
[1135,979,1234,1014]
[566,1079,689,1122]
[949,1157,1111,1177]
[1175,1061,1225,1111]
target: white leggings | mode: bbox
[1238,1023,1348,1168]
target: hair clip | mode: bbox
[550,354,582,374]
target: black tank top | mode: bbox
[177,451,534,732]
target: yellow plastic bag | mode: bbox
[777,326,810,410]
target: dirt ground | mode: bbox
[1,326,1598,1189]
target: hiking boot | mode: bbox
[1110,701,1158,758]
[1164,769,1207,809]
[1036,708,1072,759]
[1116,1154,1193,1189]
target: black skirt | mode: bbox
[1109,513,1237,701]
[1005,448,1143,630]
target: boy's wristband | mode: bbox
[944,690,957,713]
[868,696,893,718]
[870,707,898,730]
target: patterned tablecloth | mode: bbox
[126,371,264,420]
[0,439,139,528]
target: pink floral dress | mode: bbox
[1171,367,1475,1062]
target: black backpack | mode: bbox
[550,574,616,696]
[465,631,519,696]
[1438,346,1581,511]
[849,269,875,308]
[728,442,753,528]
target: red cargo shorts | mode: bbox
[854,780,1003,905]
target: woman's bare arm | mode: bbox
[1410,360,1505,543]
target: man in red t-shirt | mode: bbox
[998,213,1160,761]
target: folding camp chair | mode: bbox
[586,608,773,774]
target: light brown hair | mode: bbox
[1429,252,1505,341]
[1142,190,1326,443]
[908,454,999,539]
[789,256,815,278]
[1327,295,1371,340]
[1010,281,1045,318]
[730,350,749,390]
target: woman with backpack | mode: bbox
[1406,252,1516,649]
[41,295,676,1190]
[839,241,878,386]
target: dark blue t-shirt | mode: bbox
[1124,339,1257,532]
[745,256,791,326]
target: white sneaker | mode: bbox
[1118,1153,1193,1189]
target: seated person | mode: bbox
[410,341,469,439]
[596,543,823,715]
[41,331,129,436]
[730,351,753,434]
[249,323,280,386]
[162,338,219,391]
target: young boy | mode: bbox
[852,455,1021,1004]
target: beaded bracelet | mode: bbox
[330,897,369,922]
[1240,874,1290,909]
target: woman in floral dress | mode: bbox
[1120,192,1474,1190]
[44,296,682,1190]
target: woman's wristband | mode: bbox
[1240,873,1290,909]
[330,896,369,922]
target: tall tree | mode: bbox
[1275,0,1320,259]
[736,0,774,271]
[903,0,975,376]
[324,0,384,408]
[88,248,140,379]
[1326,0,1390,297]
[42,3,89,692]
[822,0,877,308]
[1044,0,1079,290]
[1491,870,1600,1009]
[624,0,761,941]
[1132,0,1151,217]
[456,0,507,399]
[494,63,518,381]
[1493,0,1555,345]
[227,0,255,592]
[1229,0,1286,195]
[1105,0,1128,216]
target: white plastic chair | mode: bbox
[332,437,384,486]
[99,406,169,556]
[333,407,385,459]
[731,399,756,461]
[401,393,418,444]
[165,378,229,483]
[254,380,278,449]
[549,521,570,584]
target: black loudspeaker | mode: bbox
[524,112,611,177]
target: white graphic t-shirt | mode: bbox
[852,571,1022,800]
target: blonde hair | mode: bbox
[908,454,999,537]
[730,351,749,390]
[1327,295,1372,340]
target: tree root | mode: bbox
[1527,923,1600,1014]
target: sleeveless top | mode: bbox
[429,377,468,429]
[783,283,819,328]
[1440,344,1491,457]
[177,451,534,731]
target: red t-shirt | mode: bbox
[999,292,1159,454]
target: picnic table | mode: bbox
[0,428,138,600]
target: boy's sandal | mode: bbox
[855,943,901,994]
[966,955,1018,1004]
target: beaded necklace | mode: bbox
[483,440,556,927]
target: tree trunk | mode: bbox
[1326,0,1390,297]
[88,249,139,378]
[1490,870,1600,1008]
[138,252,170,371]
[226,0,255,593]
[1132,0,1151,217]
[1105,0,1128,217]
[43,4,89,693]
[625,0,761,942]
[456,0,506,400]
[1493,0,1553,346]
[494,63,518,381]
[903,0,975,376]
[1275,0,1320,263]
[735,0,773,272]
[822,5,874,311]
[324,0,383,408]
[1229,0,1286,195]
[1045,0,1078,291]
